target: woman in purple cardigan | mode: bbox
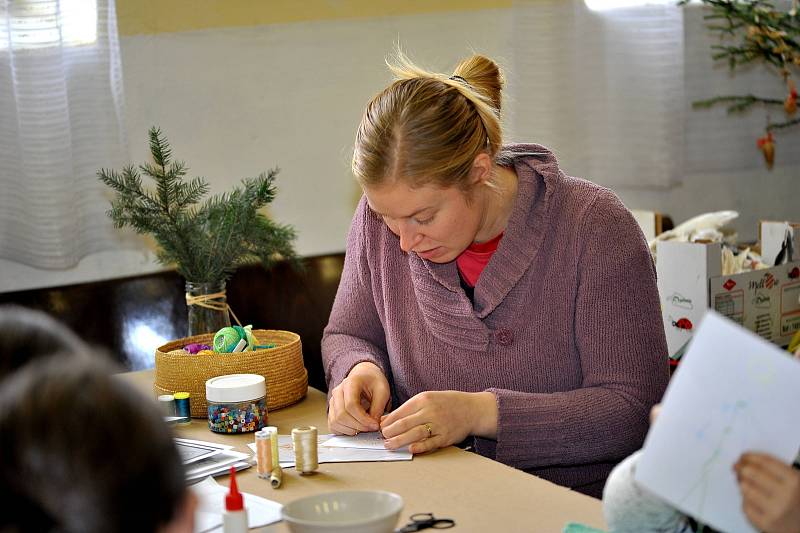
[321,51,669,498]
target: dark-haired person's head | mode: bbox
[0,305,90,380]
[0,354,194,533]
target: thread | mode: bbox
[255,430,272,479]
[265,427,279,471]
[214,327,243,353]
[174,392,191,424]
[158,394,176,417]
[270,465,283,488]
[292,426,318,475]
[183,343,212,354]
[231,326,248,351]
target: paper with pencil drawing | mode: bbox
[635,311,800,533]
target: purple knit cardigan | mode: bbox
[322,144,668,496]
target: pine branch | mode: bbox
[174,176,209,211]
[692,94,784,113]
[767,116,800,131]
[149,126,172,169]
[98,128,297,283]
[706,22,745,34]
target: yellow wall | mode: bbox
[116,0,512,36]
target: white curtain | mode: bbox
[509,0,800,187]
[510,0,685,189]
[0,0,127,269]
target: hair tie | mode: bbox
[449,75,469,86]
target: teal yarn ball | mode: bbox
[213,326,242,353]
[232,325,248,349]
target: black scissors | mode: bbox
[396,512,455,532]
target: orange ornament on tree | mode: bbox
[785,80,798,116]
[756,132,775,170]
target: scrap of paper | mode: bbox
[635,311,800,533]
[190,476,282,532]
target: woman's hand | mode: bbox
[380,391,497,454]
[735,452,800,533]
[327,362,390,436]
[649,403,662,424]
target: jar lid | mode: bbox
[206,374,266,403]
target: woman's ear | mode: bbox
[469,153,494,186]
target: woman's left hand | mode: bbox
[379,390,497,454]
[735,452,800,533]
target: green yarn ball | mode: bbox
[232,325,247,348]
[213,326,242,353]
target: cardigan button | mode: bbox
[495,327,514,346]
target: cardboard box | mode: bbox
[657,241,800,357]
[631,209,669,241]
[760,220,800,266]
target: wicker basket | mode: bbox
[154,329,307,418]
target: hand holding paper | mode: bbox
[635,311,800,533]
[734,452,800,533]
[327,362,391,435]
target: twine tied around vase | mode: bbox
[185,290,242,327]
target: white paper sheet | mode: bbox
[193,511,222,533]
[635,311,800,533]
[185,449,252,482]
[247,433,412,467]
[322,431,409,452]
[191,476,283,533]
[175,440,226,465]
[175,437,233,451]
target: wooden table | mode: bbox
[123,370,606,532]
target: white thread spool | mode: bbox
[292,426,318,475]
[158,394,176,417]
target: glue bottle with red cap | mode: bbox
[223,466,248,533]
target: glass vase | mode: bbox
[185,280,231,337]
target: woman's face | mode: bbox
[364,180,483,263]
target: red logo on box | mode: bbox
[723,279,736,291]
[672,318,693,330]
[765,273,775,289]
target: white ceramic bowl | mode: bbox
[281,490,404,533]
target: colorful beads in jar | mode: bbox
[205,374,267,434]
